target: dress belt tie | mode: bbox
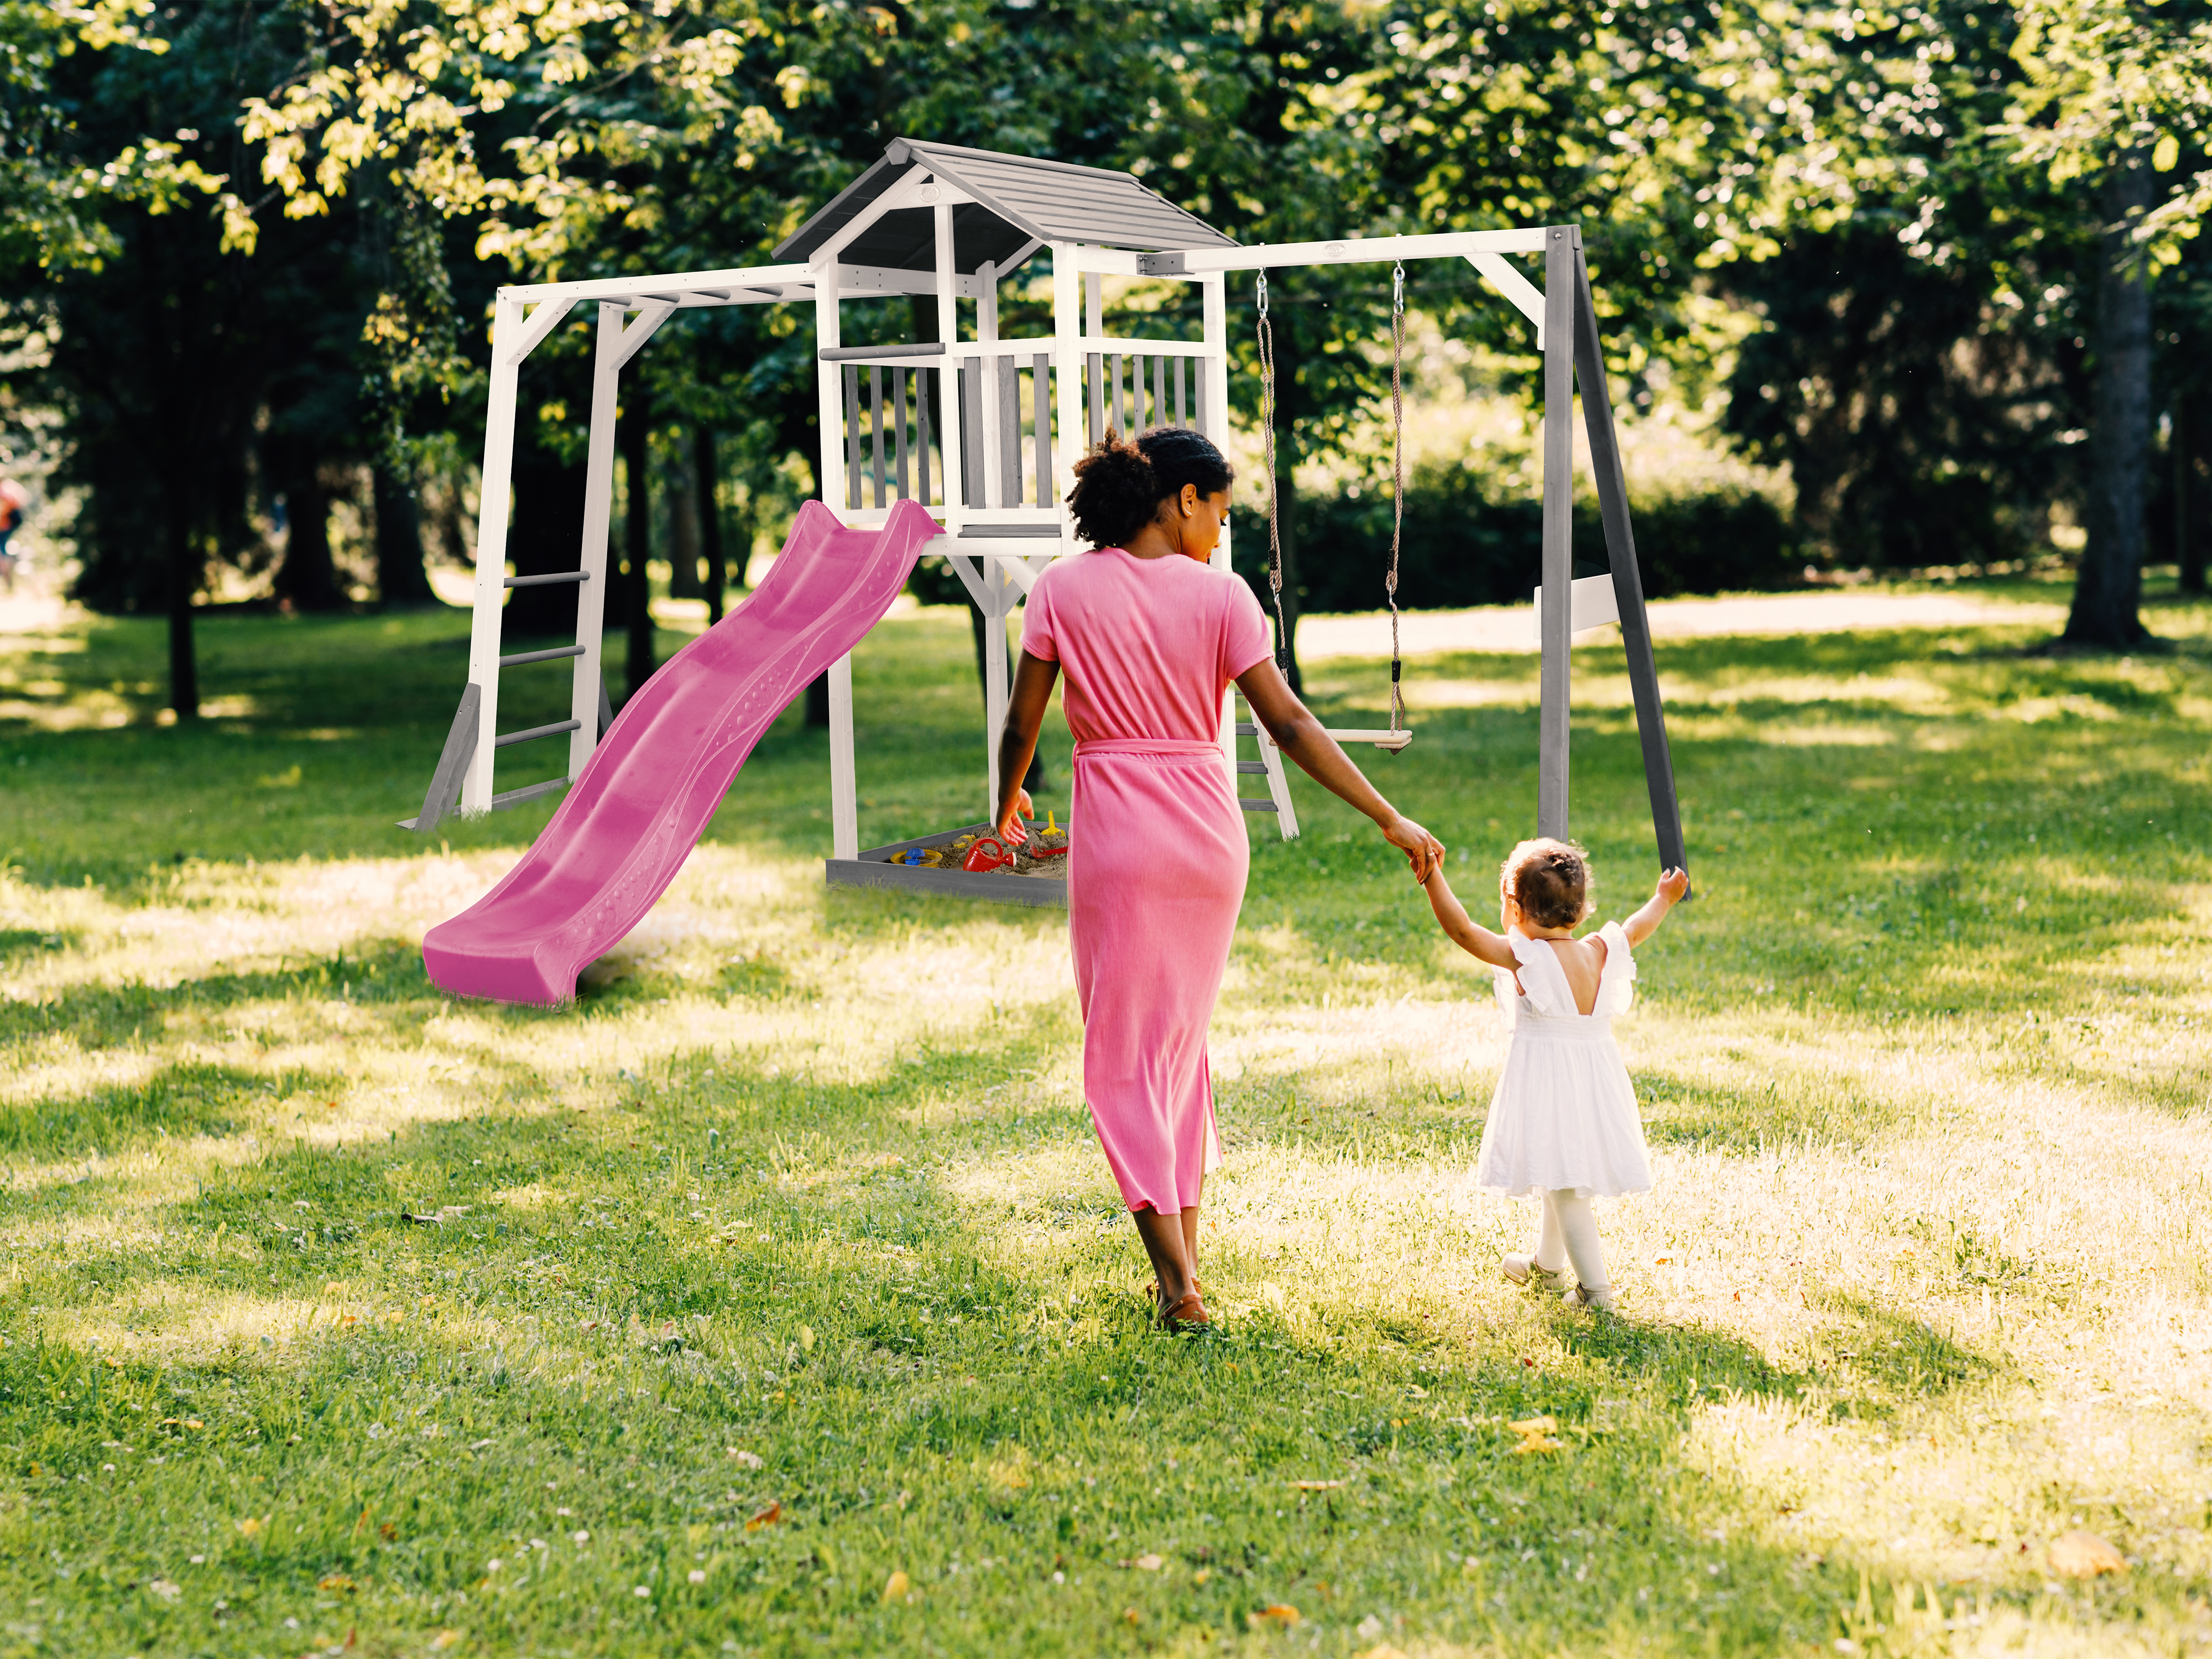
[1073,739,1222,758]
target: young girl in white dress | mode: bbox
[1421,838,1688,1311]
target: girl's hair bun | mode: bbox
[1066,426,1234,549]
[1500,837,1593,930]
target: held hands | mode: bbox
[1381,814,1445,883]
[995,788,1035,848]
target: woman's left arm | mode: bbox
[994,648,1062,843]
[1234,657,1443,881]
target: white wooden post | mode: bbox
[463,295,526,813]
[1201,273,1240,800]
[815,265,860,862]
[934,201,964,525]
[828,654,858,860]
[978,259,1003,508]
[566,302,625,778]
[984,570,1010,818]
[1085,270,1103,340]
[1051,243,1083,509]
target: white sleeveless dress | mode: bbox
[1474,922,1654,1198]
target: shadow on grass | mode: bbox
[0,937,440,1054]
[1637,1068,1904,1155]
[0,1059,343,1162]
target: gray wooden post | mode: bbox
[1570,237,1689,885]
[1538,227,1575,840]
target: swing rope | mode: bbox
[1387,260,1406,736]
[1257,270,1290,677]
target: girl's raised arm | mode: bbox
[1621,867,1691,947]
[1422,867,1519,968]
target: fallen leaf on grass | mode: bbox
[881,1570,910,1603]
[2049,1531,2126,1577]
[1288,1480,1343,1491]
[147,1579,181,1600]
[428,1632,462,1651]
[236,1516,267,1539]
[726,1448,764,1469]
[1249,1604,1301,1627]
[1117,1553,1164,1571]
[1507,1416,1557,1436]
[745,1501,782,1531]
[319,1574,356,1593]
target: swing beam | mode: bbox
[1199,225,1687,880]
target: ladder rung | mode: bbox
[490,777,571,810]
[498,645,586,667]
[1235,722,1259,737]
[493,719,582,749]
[505,571,590,588]
[1235,761,1269,774]
[1239,799,1279,812]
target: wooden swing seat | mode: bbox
[1321,727,1413,752]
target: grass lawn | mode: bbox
[1,574,2209,1658]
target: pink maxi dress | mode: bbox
[1020,548,1274,1214]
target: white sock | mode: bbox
[1548,1188,1610,1293]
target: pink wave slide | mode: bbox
[423,498,941,1004]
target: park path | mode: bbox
[1295,588,2065,661]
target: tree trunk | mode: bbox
[2181,389,2209,597]
[666,429,702,598]
[274,470,346,611]
[622,383,656,700]
[373,463,435,606]
[165,486,199,719]
[1270,319,1306,692]
[2065,157,2156,648]
[696,425,726,624]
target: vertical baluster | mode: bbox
[1087,352,1104,445]
[999,353,1021,507]
[1194,359,1208,438]
[894,367,911,499]
[1033,353,1051,505]
[918,366,933,503]
[961,357,984,508]
[1173,356,1187,426]
[843,364,863,509]
[1112,354,1125,436]
[869,367,886,509]
[1152,356,1166,431]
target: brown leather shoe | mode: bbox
[1160,1290,1212,1331]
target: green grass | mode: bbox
[1,574,2210,1657]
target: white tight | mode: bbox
[1533,1189,1610,1294]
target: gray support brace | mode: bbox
[1570,237,1688,885]
[1538,228,1576,839]
[403,683,481,833]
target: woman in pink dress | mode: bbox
[994,429,1443,1330]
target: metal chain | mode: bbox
[1257,270,1290,674]
[1387,260,1406,733]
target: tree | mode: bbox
[2007,0,2212,645]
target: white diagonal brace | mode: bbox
[503,298,578,367]
[1469,251,1546,349]
[611,301,676,369]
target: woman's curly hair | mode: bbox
[1500,837,1594,931]
[1065,426,1234,549]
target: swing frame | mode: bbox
[1161,224,1688,867]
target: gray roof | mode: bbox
[774,138,1235,273]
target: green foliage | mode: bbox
[1276,463,1802,614]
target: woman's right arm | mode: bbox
[1233,656,1443,881]
[994,649,1061,843]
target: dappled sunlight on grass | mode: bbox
[1,580,2209,1654]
